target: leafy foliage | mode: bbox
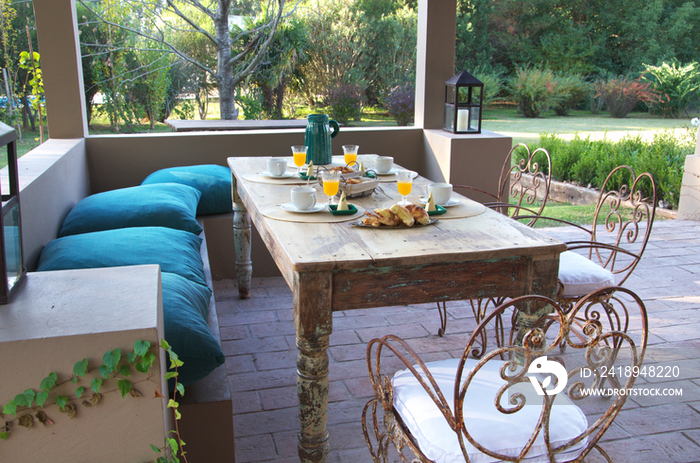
[383,83,414,126]
[550,73,590,116]
[514,127,696,208]
[595,77,661,118]
[325,84,365,125]
[508,67,559,118]
[643,61,700,118]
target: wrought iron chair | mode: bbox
[436,143,552,336]
[363,287,648,463]
[547,166,656,312]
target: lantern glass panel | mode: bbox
[444,103,454,131]
[3,198,21,290]
[457,108,470,132]
[469,106,480,131]
[446,87,455,105]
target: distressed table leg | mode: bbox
[232,177,252,299]
[295,271,333,463]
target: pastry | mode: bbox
[389,204,415,227]
[374,208,401,226]
[405,204,430,225]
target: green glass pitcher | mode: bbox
[304,114,339,165]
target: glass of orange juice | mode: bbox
[322,170,340,205]
[342,145,359,166]
[397,170,413,206]
[291,145,308,174]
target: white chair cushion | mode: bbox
[558,250,615,297]
[392,358,588,463]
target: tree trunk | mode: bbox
[215,0,237,120]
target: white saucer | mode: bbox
[259,171,296,179]
[419,197,462,207]
[375,168,399,176]
[280,202,325,214]
[375,169,418,179]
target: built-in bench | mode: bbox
[13,139,235,461]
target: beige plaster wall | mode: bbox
[84,127,424,193]
[0,265,170,463]
[18,139,90,271]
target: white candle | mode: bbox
[457,109,469,132]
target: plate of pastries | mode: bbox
[353,203,437,228]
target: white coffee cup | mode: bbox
[267,158,287,176]
[291,186,317,210]
[425,182,453,206]
[375,156,394,174]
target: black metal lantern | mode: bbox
[443,71,483,134]
[0,122,25,303]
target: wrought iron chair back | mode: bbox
[364,287,648,463]
[454,143,552,227]
[583,165,656,285]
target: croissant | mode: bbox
[389,204,415,227]
[405,204,430,225]
[374,208,401,226]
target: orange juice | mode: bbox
[323,179,340,197]
[293,151,307,167]
[397,181,412,196]
[344,152,357,165]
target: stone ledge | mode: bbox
[515,173,677,219]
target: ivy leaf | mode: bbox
[75,386,85,398]
[0,432,8,441]
[167,399,179,409]
[73,358,88,377]
[13,394,28,408]
[17,414,33,429]
[55,395,68,411]
[150,444,161,454]
[126,352,137,364]
[167,437,179,454]
[22,389,36,407]
[39,372,57,391]
[2,401,17,416]
[119,365,131,377]
[164,372,178,380]
[117,379,132,398]
[91,378,102,394]
[176,383,185,397]
[135,362,148,373]
[99,365,112,379]
[160,339,171,350]
[134,340,150,357]
[142,352,156,368]
[103,349,121,370]
[35,391,49,407]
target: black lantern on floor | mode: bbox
[443,71,483,134]
[0,122,25,303]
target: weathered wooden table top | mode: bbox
[228,156,566,276]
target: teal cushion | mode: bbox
[59,183,202,237]
[142,165,232,216]
[161,272,224,387]
[37,227,207,288]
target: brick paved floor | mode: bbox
[213,219,700,463]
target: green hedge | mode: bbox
[514,128,697,209]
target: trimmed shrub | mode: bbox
[514,128,694,209]
[383,83,414,126]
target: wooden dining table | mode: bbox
[228,156,567,463]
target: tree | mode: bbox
[79,0,289,120]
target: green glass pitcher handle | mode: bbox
[329,119,339,138]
